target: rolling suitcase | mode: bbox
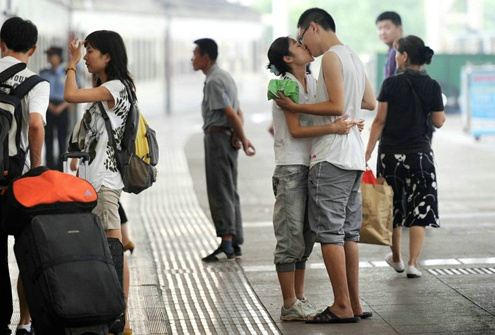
[14,213,125,335]
[11,153,126,334]
[63,152,126,335]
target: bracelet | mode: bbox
[65,67,77,75]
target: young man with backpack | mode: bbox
[0,17,49,335]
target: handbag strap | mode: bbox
[404,73,430,138]
[403,73,423,108]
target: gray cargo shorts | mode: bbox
[308,162,363,246]
[272,165,315,272]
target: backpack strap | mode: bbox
[7,75,48,164]
[99,102,117,148]
[0,63,27,83]
[98,102,123,174]
[11,75,47,99]
[121,80,136,103]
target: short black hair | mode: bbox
[193,38,218,61]
[0,17,38,53]
[376,11,402,26]
[297,8,336,33]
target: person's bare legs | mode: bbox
[408,226,426,266]
[277,271,297,307]
[121,222,130,247]
[344,241,363,316]
[320,244,353,318]
[294,268,306,300]
[17,276,31,326]
[277,268,307,302]
[391,226,402,262]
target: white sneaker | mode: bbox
[385,252,405,273]
[299,298,321,317]
[406,265,422,278]
[280,299,319,321]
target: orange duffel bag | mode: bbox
[1,166,97,236]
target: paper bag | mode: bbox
[359,170,394,246]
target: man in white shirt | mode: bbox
[0,16,49,335]
[275,8,375,324]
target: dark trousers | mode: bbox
[0,230,13,330]
[45,102,69,171]
[204,132,243,246]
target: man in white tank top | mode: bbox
[275,8,376,324]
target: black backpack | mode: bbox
[0,63,46,186]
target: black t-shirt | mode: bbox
[377,70,444,154]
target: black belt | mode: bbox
[204,126,232,136]
[49,99,65,104]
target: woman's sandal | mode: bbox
[305,307,360,324]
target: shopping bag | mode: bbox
[362,168,378,185]
[359,169,394,246]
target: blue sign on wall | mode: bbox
[461,68,495,139]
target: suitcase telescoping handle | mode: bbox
[61,152,90,180]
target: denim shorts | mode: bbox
[92,185,122,231]
[272,165,314,271]
[308,162,363,246]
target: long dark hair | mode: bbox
[394,35,434,66]
[84,30,136,92]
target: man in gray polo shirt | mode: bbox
[191,38,255,262]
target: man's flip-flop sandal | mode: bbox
[305,307,360,324]
[356,311,373,319]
